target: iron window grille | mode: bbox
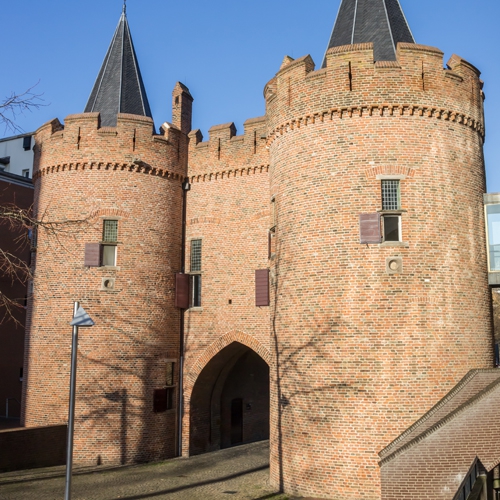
[190,240,202,307]
[381,180,400,210]
[102,220,118,242]
[190,239,202,272]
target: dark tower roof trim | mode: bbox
[322,0,415,67]
[84,7,152,127]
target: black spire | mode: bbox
[322,0,415,67]
[84,7,152,127]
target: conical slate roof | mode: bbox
[84,5,152,127]
[322,0,414,67]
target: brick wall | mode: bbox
[182,117,271,455]
[0,424,66,472]
[266,43,491,499]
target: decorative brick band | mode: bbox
[187,216,221,226]
[33,162,183,182]
[89,208,129,219]
[189,165,269,184]
[267,104,485,146]
[185,330,271,390]
[408,296,442,305]
[364,165,416,179]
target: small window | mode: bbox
[22,169,30,178]
[191,275,201,307]
[381,180,402,242]
[23,136,32,151]
[28,226,38,249]
[381,180,400,210]
[103,220,118,242]
[166,362,175,386]
[101,220,118,266]
[383,215,401,241]
[101,245,117,266]
[190,239,202,307]
[190,239,202,272]
[153,387,174,412]
[270,197,276,231]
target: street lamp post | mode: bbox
[64,302,95,500]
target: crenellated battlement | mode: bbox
[34,112,187,180]
[188,116,269,176]
[265,43,485,142]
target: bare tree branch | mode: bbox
[0,202,94,326]
[0,83,46,134]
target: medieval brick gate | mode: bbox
[187,341,270,455]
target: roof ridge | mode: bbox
[379,370,482,459]
[379,370,500,465]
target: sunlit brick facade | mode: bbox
[21,2,495,499]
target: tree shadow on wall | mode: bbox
[74,282,181,466]
[269,210,376,492]
[30,209,184,466]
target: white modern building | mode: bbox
[0,133,35,178]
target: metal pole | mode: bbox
[64,301,79,500]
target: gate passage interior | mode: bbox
[189,342,269,455]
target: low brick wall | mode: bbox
[0,425,66,472]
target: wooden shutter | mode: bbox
[153,388,167,413]
[255,269,270,307]
[84,243,101,267]
[175,273,190,309]
[359,213,382,244]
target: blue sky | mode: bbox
[3,0,500,190]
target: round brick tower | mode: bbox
[21,7,192,465]
[23,111,186,464]
[265,42,491,499]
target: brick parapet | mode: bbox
[265,43,485,144]
[34,113,187,181]
[188,117,269,176]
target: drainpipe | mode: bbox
[178,177,190,457]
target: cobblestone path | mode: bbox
[0,441,292,500]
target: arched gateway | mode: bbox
[188,341,270,455]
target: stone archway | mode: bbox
[188,341,270,456]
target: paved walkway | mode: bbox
[0,441,295,500]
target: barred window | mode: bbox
[103,220,118,242]
[190,239,202,272]
[381,180,400,211]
